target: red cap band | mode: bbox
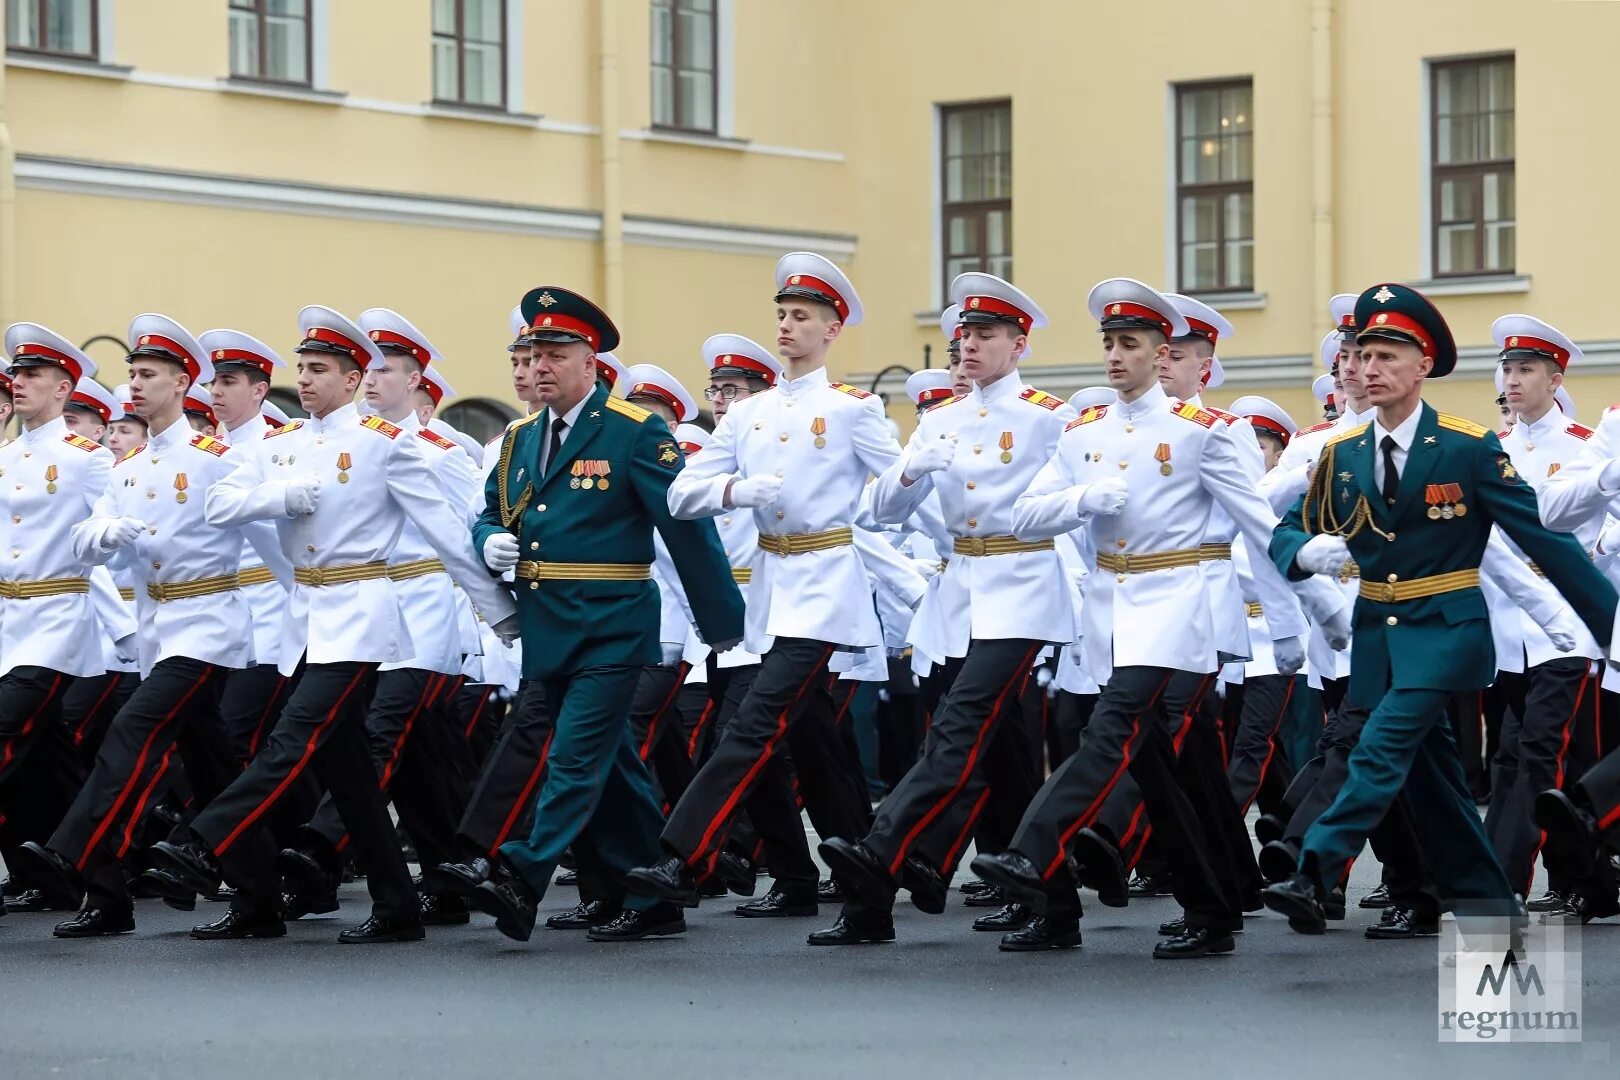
[13,342,85,383]
[915,387,954,406]
[69,391,112,424]
[1246,415,1291,445]
[1501,334,1570,369]
[678,440,705,456]
[527,313,600,350]
[211,348,275,376]
[780,274,849,321]
[368,329,430,364]
[303,326,367,360]
[1362,311,1434,359]
[629,381,685,419]
[962,295,1033,332]
[135,334,200,381]
[1183,316,1220,346]
[712,353,777,385]
[420,376,446,407]
[184,396,217,427]
[1100,301,1174,338]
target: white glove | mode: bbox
[283,472,322,517]
[1598,519,1620,556]
[1599,457,1620,493]
[1272,636,1305,677]
[903,436,957,483]
[729,474,785,509]
[660,642,685,667]
[1318,602,1352,652]
[911,556,943,581]
[1543,609,1579,653]
[101,517,145,552]
[483,532,520,573]
[1077,478,1129,516]
[491,613,521,645]
[1296,534,1352,576]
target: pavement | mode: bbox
[2,850,1617,1080]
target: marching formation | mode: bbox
[2,252,1618,960]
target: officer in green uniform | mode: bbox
[467,286,744,943]
[1261,282,1618,934]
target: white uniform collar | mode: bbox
[309,401,359,433]
[1338,402,1371,428]
[970,369,1025,408]
[1515,404,1562,440]
[18,415,67,447]
[147,416,193,453]
[779,366,829,397]
[227,416,263,441]
[1118,380,1169,421]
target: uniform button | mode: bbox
[1386,533,1396,542]
[149,457,158,465]
[21,450,30,458]
[10,515,18,524]
[1116,539,1127,549]
[1116,574,1126,583]
[775,511,785,520]
[973,446,983,455]
[778,433,789,442]
[537,504,547,512]
[967,518,978,528]
[1118,462,1129,470]
[10,551,19,559]
[316,437,325,445]
[978,408,988,418]
[1386,615,1398,626]
[151,561,161,570]
[775,469,784,478]
[1387,573,1398,583]
[148,526,157,535]
[965,481,976,490]
[147,491,156,500]
[722,516,732,526]
[528,581,539,591]
[1124,425,1134,434]
[529,542,539,551]
[306,544,316,553]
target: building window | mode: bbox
[940,101,1012,301]
[229,0,311,85]
[1432,56,1515,277]
[650,0,716,133]
[1175,80,1253,294]
[441,398,517,446]
[6,0,97,59]
[433,0,505,109]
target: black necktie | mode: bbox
[547,417,567,472]
[1380,435,1399,505]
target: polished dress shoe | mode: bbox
[1555,889,1620,924]
[151,840,222,896]
[17,842,86,908]
[1261,873,1327,935]
[817,877,844,902]
[6,888,53,913]
[1536,789,1600,878]
[1072,828,1127,908]
[972,902,1031,933]
[817,837,895,908]
[420,892,469,926]
[714,851,758,898]
[1000,915,1081,951]
[625,856,701,908]
[586,904,686,941]
[806,910,895,945]
[430,858,492,895]
[134,868,199,912]
[190,908,287,939]
[1364,905,1440,939]
[470,858,539,942]
[554,869,579,887]
[547,898,622,929]
[963,885,1006,908]
[282,889,339,920]
[959,877,992,895]
[1257,839,1299,884]
[339,913,425,943]
[969,851,1049,915]
[53,907,136,938]
[1253,813,1287,846]
[1526,888,1565,914]
[735,887,817,918]
[1153,924,1235,958]
[1159,913,1243,936]
[901,856,948,915]
[1324,885,1347,921]
[1359,883,1392,909]
[1128,870,1175,897]
[279,848,339,915]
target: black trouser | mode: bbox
[190,661,417,921]
[972,662,1048,859]
[49,658,266,914]
[1485,657,1601,898]
[450,682,507,766]
[700,664,763,865]
[303,669,471,884]
[63,671,139,766]
[1449,688,1489,798]
[1576,747,1620,847]
[628,663,694,810]
[1049,689,1099,765]
[873,655,924,792]
[219,664,314,848]
[454,679,554,861]
[1226,675,1297,818]
[1011,666,1235,929]
[0,667,83,891]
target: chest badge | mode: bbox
[336,452,352,484]
[174,473,189,504]
[999,431,1013,464]
[1154,443,1172,476]
[811,417,827,449]
[44,464,58,494]
[1548,462,1562,477]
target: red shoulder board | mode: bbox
[1204,406,1239,425]
[1066,405,1108,430]
[361,415,402,439]
[1497,429,1512,440]
[1020,388,1062,411]
[118,444,147,465]
[1295,420,1334,437]
[189,434,229,457]
[829,382,873,400]
[63,433,101,452]
[1171,401,1218,428]
[924,396,961,414]
[418,428,456,451]
[264,421,303,439]
[1567,422,1594,441]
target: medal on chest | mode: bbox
[811,417,827,449]
[1155,443,1172,476]
[999,431,1013,465]
[336,452,352,484]
[174,473,189,504]
[44,464,58,494]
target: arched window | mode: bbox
[441,397,518,445]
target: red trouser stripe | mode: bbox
[942,785,993,878]
[78,668,212,870]
[1125,674,1217,861]
[640,663,690,761]
[832,678,859,727]
[245,675,289,761]
[1236,679,1296,817]
[888,643,1041,876]
[491,728,553,857]
[1527,667,1592,895]
[689,645,834,868]
[687,697,716,758]
[464,686,494,741]
[0,672,65,773]
[379,674,436,789]
[215,666,369,856]
[73,675,122,748]
[117,742,178,859]
[1044,671,1174,880]
[1598,800,1620,832]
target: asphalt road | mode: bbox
[2,850,1616,1080]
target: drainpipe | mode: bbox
[598,0,624,315]
[1311,0,1334,329]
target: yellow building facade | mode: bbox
[2,0,1617,441]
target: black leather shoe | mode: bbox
[133,868,198,912]
[1365,905,1440,939]
[735,887,817,918]
[586,904,686,941]
[1359,883,1392,909]
[969,851,1050,915]
[1128,870,1175,897]
[1257,839,1299,884]
[1261,874,1327,935]
[973,902,1032,932]
[1153,924,1235,958]
[1554,889,1620,924]
[420,892,470,926]
[279,848,339,917]
[963,885,1006,908]
[53,907,135,938]
[901,856,948,915]
[806,910,895,945]
[1324,885,1347,921]
[959,877,992,894]
[469,858,539,942]
[546,898,622,929]
[1072,828,1128,908]
[625,856,701,908]
[432,858,493,895]
[150,840,222,896]
[339,913,425,943]
[8,886,82,913]
[1526,889,1565,914]
[1158,913,1244,936]
[1536,789,1600,878]
[999,915,1081,951]
[17,842,86,908]
[282,889,339,920]
[714,851,758,898]
[817,877,843,902]
[1253,813,1287,846]
[817,837,897,909]
[190,908,286,939]
[554,869,579,887]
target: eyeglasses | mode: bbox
[703,385,755,402]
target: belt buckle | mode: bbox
[0,582,16,599]
[305,567,326,586]
[962,537,987,557]
[1372,582,1396,603]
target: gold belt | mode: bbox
[294,561,390,587]
[236,565,276,588]
[388,558,447,581]
[952,535,1056,557]
[1095,547,1206,575]
[1357,568,1481,604]
[514,560,651,581]
[118,586,136,602]
[732,568,753,584]
[756,527,853,557]
[1199,543,1234,561]
[147,574,241,603]
[1246,602,1263,618]
[0,577,90,599]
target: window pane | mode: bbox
[1184,136,1222,184]
[1486,221,1515,273]
[1225,191,1252,242]
[1438,177,1476,222]
[9,0,41,48]
[1181,195,1219,244]
[651,65,674,126]
[944,112,963,156]
[466,0,502,44]
[464,41,502,105]
[1222,133,1253,182]
[944,156,963,203]
[1486,60,1514,111]
[678,70,713,130]
[229,9,259,77]
[432,37,458,100]
[1182,244,1218,292]
[1225,239,1254,290]
[988,254,1013,281]
[684,0,714,13]
[1438,224,1477,275]
[433,0,456,35]
[45,0,93,55]
[946,255,980,281]
[650,4,673,65]
[946,214,977,256]
[987,151,1011,200]
[1488,111,1514,160]
[268,0,307,16]
[985,209,1008,256]
[676,7,713,71]
[1180,87,1217,137]
[1482,169,1515,222]
[266,15,308,82]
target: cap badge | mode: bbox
[789,275,802,285]
[537,291,558,308]
[721,356,732,365]
[1373,286,1395,304]
[1110,304,1122,315]
[542,317,553,327]
[140,336,151,346]
[1509,337,1519,347]
[969,298,981,310]
[215,350,225,360]
[370,331,381,340]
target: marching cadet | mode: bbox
[627,252,902,913]
[182,385,219,436]
[456,286,741,944]
[63,377,117,443]
[106,385,148,456]
[19,314,286,937]
[816,272,1084,949]
[1261,283,1617,936]
[150,305,518,943]
[975,279,1305,959]
[0,326,111,913]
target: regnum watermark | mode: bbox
[1438,917,1582,1043]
